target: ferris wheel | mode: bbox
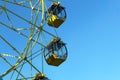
[0,0,68,80]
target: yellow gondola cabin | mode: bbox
[47,2,67,28]
[44,38,68,66]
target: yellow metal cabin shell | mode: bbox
[46,54,66,66]
[47,15,65,28]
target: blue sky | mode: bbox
[58,0,120,80]
[1,0,120,80]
